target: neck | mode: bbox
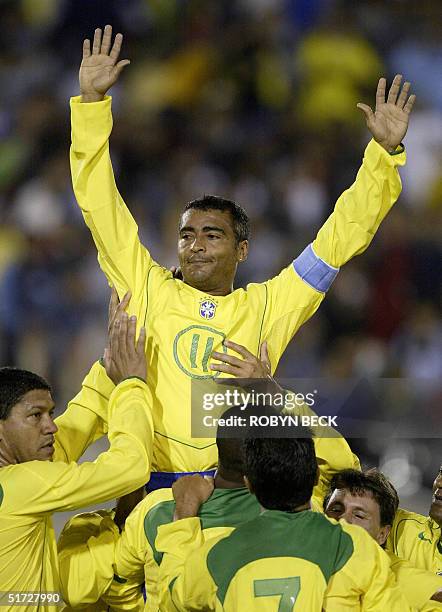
[214,469,245,489]
[0,443,16,467]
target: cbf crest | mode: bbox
[199,298,217,320]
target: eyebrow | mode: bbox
[180,225,226,235]
[25,402,55,412]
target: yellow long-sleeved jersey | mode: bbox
[0,370,154,611]
[70,96,406,474]
[386,508,442,575]
[156,510,411,611]
[386,550,442,610]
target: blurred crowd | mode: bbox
[0,0,440,509]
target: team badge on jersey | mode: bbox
[199,299,217,320]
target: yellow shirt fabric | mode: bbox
[70,96,405,473]
[386,508,442,575]
[0,372,153,611]
[156,511,411,611]
[387,550,442,610]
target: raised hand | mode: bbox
[172,475,215,520]
[80,25,130,103]
[210,339,272,378]
[357,75,416,152]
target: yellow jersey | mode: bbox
[387,550,442,610]
[0,369,153,611]
[156,511,411,611]
[70,96,406,474]
[387,508,442,575]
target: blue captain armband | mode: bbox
[293,244,339,293]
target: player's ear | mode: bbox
[377,524,391,547]
[244,475,254,494]
[237,240,248,263]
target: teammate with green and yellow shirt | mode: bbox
[324,468,442,610]
[386,464,442,576]
[0,296,153,606]
[156,419,410,611]
[70,25,415,482]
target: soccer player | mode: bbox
[324,468,442,609]
[155,421,410,611]
[71,25,415,484]
[0,296,153,603]
[57,345,358,610]
[386,463,442,575]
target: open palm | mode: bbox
[79,25,130,101]
[357,75,416,152]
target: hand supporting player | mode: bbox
[172,475,215,521]
[357,74,415,152]
[80,24,130,103]
[210,340,272,378]
[103,289,147,385]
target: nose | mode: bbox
[42,414,58,435]
[341,509,354,524]
[190,236,205,253]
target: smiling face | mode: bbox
[325,488,391,546]
[178,208,248,295]
[429,465,442,527]
[0,389,57,463]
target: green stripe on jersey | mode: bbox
[144,488,260,565]
[0,484,3,508]
[207,510,353,605]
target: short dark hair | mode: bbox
[0,367,51,420]
[182,195,250,243]
[243,416,317,512]
[216,406,246,478]
[323,468,399,527]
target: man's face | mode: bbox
[429,465,442,527]
[178,209,248,294]
[0,390,57,463]
[325,488,390,546]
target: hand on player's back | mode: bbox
[172,475,215,520]
[104,289,147,385]
[80,24,130,103]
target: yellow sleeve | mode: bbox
[58,510,118,607]
[313,139,405,267]
[324,522,412,611]
[70,96,168,305]
[388,552,442,609]
[156,518,224,611]
[7,379,153,514]
[54,361,114,462]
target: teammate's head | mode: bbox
[0,367,57,463]
[429,464,442,527]
[324,468,399,546]
[178,195,249,294]
[243,422,317,512]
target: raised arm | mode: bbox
[310,75,415,269]
[71,25,162,302]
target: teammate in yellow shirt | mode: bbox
[386,463,442,576]
[324,468,442,610]
[155,416,410,611]
[0,296,152,607]
[57,346,358,609]
[70,25,415,482]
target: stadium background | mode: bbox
[0,0,440,529]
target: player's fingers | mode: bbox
[387,74,402,105]
[126,315,137,354]
[109,32,123,61]
[136,326,146,355]
[403,94,416,115]
[112,59,130,81]
[110,317,121,358]
[83,39,91,59]
[375,77,386,111]
[209,363,237,375]
[118,313,128,357]
[356,103,374,123]
[117,290,131,313]
[101,24,112,55]
[223,339,253,359]
[108,287,119,321]
[396,81,411,109]
[259,341,272,372]
[92,28,102,55]
[211,351,243,368]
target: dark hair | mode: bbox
[323,468,399,527]
[182,195,250,243]
[243,411,317,511]
[0,367,51,420]
[216,406,247,478]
